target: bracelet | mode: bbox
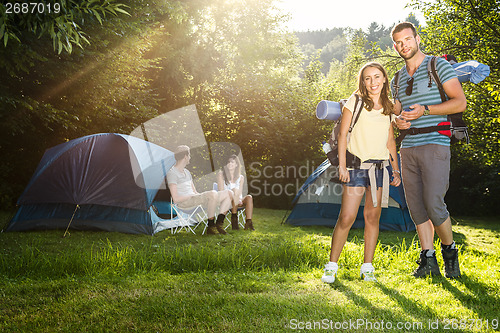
[393,170,401,174]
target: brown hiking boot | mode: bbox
[215,214,227,235]
[206,219,218,235]
[244,219,254,231]
[231,213,239,230]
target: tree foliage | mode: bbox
[0,1,181,207]
[0,0,129,54]
[0,0,498,214]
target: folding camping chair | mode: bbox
[151,200,177,234]
[212,183,246,230]
[170,199,207,234]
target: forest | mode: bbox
[1,0,499,215]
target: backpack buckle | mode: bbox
[407,128,420,135]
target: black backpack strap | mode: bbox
[349,94,363,131]
[427,56,447,102]
[393,69,402,102]
[396,123,453,145]
[344,93,363,152]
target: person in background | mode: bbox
[167,145,232,235]
[321,62,401,284]
[217,154,255,231]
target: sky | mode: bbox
[276,0,428,32]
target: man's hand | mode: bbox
[400,104,425,120]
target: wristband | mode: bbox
[423,105,430,116]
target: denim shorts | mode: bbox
[345,160,391,188]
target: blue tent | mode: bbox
[6,133,176,235]
[285,158,415,232]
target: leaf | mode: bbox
[94,11,102,25]
[114,7,130,16]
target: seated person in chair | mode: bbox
[167,145,231,235]
[217,154,254,230]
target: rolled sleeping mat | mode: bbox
[316,100,342,121]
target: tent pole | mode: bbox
[63,204,80,238]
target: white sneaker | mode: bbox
[360,263,377,282]
[360,271,377,282]
[321,263,338,283]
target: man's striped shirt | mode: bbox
[391,55,457,148]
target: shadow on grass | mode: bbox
[329,280,456,332]
[439,274,500,319]
[375,281,437,318]
[331,280,383,315]
[374,280,471,333]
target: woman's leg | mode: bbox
[362,186,383,263]
[226,190,237,214]
[329,186,365,262]
[241,195,253,219]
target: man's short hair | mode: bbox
[391,22,418,41]
[174,145,190,161]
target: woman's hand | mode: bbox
[338,166,350,183]
[394,114,411,130]
[390,171,401,187]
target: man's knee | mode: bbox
[428,212,449,227]
[423,199,448,226]
[222,189,231,199]
[206,190,217,202]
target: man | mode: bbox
[167,145,232,235]
[391,22,466,278]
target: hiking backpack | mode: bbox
[393,55,470,145]
[326,93,364,169]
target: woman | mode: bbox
[216,155,254,230]
[321,62,401,283]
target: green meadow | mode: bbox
[0,209,499,332]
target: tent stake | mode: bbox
[63,204,80,238]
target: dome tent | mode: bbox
[285,158,415,232]
[6,133,176,235]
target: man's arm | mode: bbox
[427,77,467,115]
[401,77,467,121]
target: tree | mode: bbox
[0,1,183,208]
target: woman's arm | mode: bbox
[386,125,401,187]
[232,175,244,202]
[216,171,225,192]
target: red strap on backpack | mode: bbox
[437,121,452,137]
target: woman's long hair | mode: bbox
[357,62,394,115]
[222,155,241,185]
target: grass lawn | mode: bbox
[0,208,499,332]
